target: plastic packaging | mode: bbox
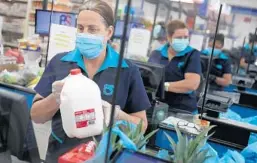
[58,141,96,163]
[241,142,257,163]
[60,69,104,139]
[220,150,245,163]
[87,120,139,163]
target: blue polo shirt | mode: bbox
[201,49,231,90]
[148,43,201,112]
[34,44,151,143]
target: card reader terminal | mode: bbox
[232,75,255,90]
[197,93,232,113]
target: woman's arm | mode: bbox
[240,58,248,69]
[215,73,232,87]
[31,94,59,124]
[117,110,148,132]
[166,73,201,93]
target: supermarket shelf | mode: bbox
[0,13,26,19]
[3,42,18,48]
[4,0,28,3]
[2,29,23,34]
[15,0,28,2]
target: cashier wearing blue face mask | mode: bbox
[148,20,201,113]
[240,33,257,74]
[30,0,150,161]
[201,34,232,90]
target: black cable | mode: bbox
[111,0,120,41]
[44,0,54,67]
[246,28,257,73]
[114,0,120,21]
[149,1,159,48]
[236,37,246,74]
[104,0,132,162]
[200,4,223,119]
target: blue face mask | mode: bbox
[244,44,250,50]
[244,43,257,52]
[206,47,221,56]
[171,38,189,52]
[75,33,105,59]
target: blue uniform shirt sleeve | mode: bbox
[185,50,202,74]
[34,58,56,98]
[125,66,151,114]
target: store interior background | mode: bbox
[1,0,257,62]
[0,0,257,162]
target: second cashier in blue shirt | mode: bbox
[201,34,232,91]
[148,20,201,113]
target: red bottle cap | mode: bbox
[70,69,81,75]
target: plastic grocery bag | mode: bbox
[0,69,26,86]
[203,144,220,163]
[86,121,138,163]
[220,150,245,163]
[220,110,257,145]
[156,149,171,161]
[219,109,241,121]
[241,142,257,163]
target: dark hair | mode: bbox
[249,33,257,44]
[210,33,224,46]
[166,20,187,36]
[79,0,114,27]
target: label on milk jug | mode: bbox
[75,109,96,128]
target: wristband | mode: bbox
[164,82,170,92]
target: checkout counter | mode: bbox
[223,74,257,118]
[155,92,257,157]
[155,113,257,157]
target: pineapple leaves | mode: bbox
[174,125,187,161]
[134,120,143,139]
[165,125,216,163]
[187,126,215,158]
[164,132,177,151]
[138,129,159,149]
[92,136,99,147]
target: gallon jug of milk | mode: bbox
[60,69,104,138]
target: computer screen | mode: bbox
[130,60,165,100]
[114,149,169,163]
[35,9,77,35]
[113,20,144,39]
[0,89,40,161]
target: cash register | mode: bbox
[232,75,255,91]
[130,60,169,146]
[197,93,233,117]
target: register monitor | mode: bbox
[113,148,169,163]
[0,89,39,161]
[129,60,165,101]
[200,55,219,76]
[113,20,144,39]
[35,9,77,35]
